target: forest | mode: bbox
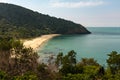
[0,3,90,39]
[0,38,120,80]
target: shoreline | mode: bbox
[23,34,60,50]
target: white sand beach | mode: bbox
[23,34,60,50]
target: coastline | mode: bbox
[23,34,60,50]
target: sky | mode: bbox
[0,0,120,27]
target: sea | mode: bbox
[37,27,120,66]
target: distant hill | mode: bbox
[0,3,90,38]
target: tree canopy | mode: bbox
[0,3,90,39]
[0,38,120,80]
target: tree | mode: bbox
[107,51,120,74]
[0,3,90,39]
[0,38,39,76]
[0,38,13,72]
[56,50,76,68]
[55,50,78,75]
[79,58,100,66]
[55,52,63,68]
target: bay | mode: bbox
[38,27,120,66]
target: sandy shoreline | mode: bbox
[23,34,60,50]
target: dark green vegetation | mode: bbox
[0,38,120,80]
[56,51,120,80]
[0,3,90,38]
[0,38,57,80]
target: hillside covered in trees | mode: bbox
[0,3,90,38]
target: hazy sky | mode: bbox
[0,0,120,27]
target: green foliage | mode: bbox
[37,63,57,80]
[1,38,120,80]
[56,50,77,75]
[37,63,47,73]
[0,70,8,80]
[83,66,99,77]
[56,50,76,67]
[63,50,77,65]
[103,70,120,80]
[0,3,90,38]
[61,66,105,80]
[55,50,107,80]
[0,38,38,77]
[12,72,38,80]
[55,52,63,67]
[107,51,120,74]
[79,58,100,66]
[62,74,90,80]
[0,38,12,51]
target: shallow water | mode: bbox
[38,27,120,66]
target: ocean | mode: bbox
[38,27,120,66]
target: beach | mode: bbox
[23,34,60,50]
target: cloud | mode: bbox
[0,0,4,1]
[0,0,5,2]
[0,0,9,3]
[50,0,105,8]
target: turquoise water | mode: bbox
[38,27,120,65]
